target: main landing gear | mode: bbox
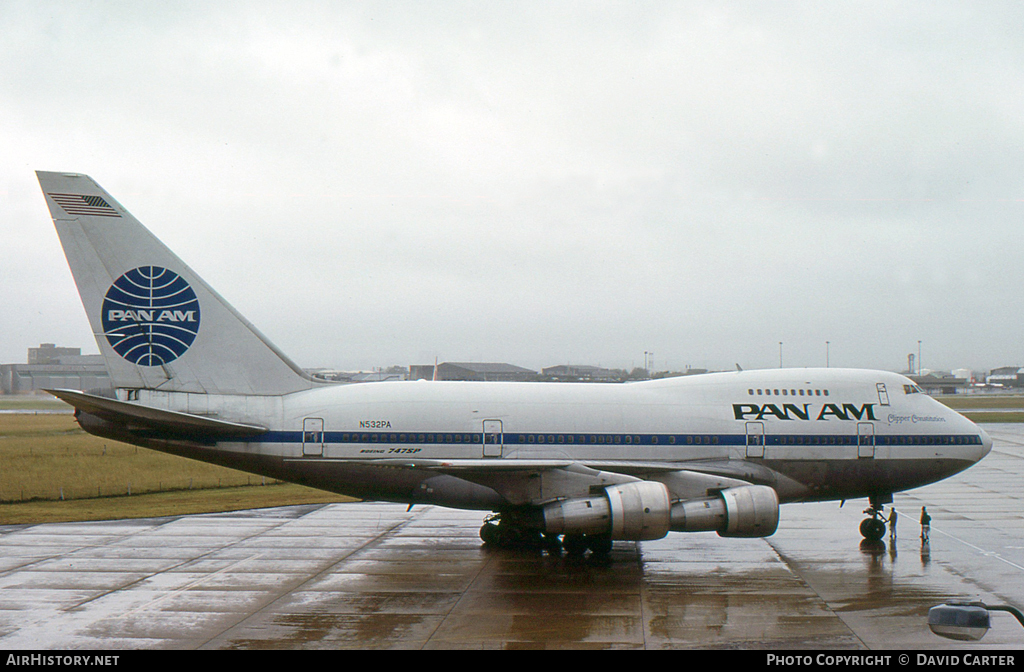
[860,495,892,541]
[479,513,612,558]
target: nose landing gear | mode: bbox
[860,495,891,541]
[860,510,886,541]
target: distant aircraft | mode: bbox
[37,171,992,555]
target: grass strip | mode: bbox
[0,483,354,524]
[936,396,1024,410]
[960,411,1024,424]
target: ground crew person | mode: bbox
[920,506,931,543]
[888,507,898,542]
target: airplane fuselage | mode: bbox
[80,368,990,513]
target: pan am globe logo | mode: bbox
[101,266,201,366]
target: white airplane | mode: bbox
[36,171,992,555]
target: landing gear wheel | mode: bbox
[860,517,886,541]
[861,498,890,541]
[563,534,588,557]
[587,534,613,556]
[542,533,563,555]
[480,522,500,546]
[479,513,545,550]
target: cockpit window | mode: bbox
[903,384,923,394]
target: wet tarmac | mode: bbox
[1,425,1022,650]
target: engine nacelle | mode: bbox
[542,481,672,541]
[670,484,779,537]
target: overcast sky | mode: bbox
[3,1,1023,374]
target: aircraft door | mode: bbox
[857,422,875,459]
[303,417,324,457]
[745,422,765,458]
[482,419,503,458]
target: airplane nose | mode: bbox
[978,426,993,460]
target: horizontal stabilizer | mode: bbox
[47,389,268,439]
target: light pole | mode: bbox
[929,601,1024,641]
[826,341,830,368]
[918,340,922,375]
[779,342,783,369]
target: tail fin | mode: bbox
[37,171,315,396]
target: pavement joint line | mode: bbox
[420,523,499,649]
[0,516,182,579]
[118,552,267,618]
[63,506,336,613]
[0,512,312,648]
[930,526,1024,574]
[766,539,870,650]
[195,503,426,649]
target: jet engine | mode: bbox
[542,481,672,541]
[670,484,779,537]
[540,481,779,541]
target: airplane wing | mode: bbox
[341,457,778,481]
[47,389,269,440]
[329,456,790,505]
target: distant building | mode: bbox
[1,344,110,395]
[29,343,81,365]
[409,365,438,381]
[952,368,976,384]
[908,371,969,395]
[427,362,538,382]
[307,369,406,383]
[986,367,1024,388]
[541,365,622,382]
